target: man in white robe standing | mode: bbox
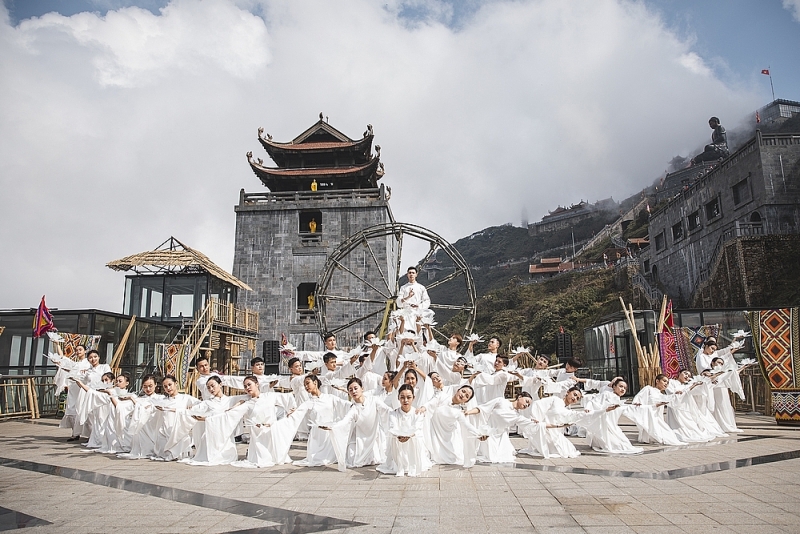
[397,266,431,320]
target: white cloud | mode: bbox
[783,0,800,21]
[0,0,761,312]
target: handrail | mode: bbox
[631,272,664,308]
[691,221,764,296]
[241,188,382,205]
[0,377,39,419]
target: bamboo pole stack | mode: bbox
[619,297,663,390]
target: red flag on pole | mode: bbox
[33,295,56,337]
[761,69,770,75]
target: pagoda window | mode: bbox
[732,178,752,206]
[297,283,317,311]
[687,210,701,232]
[704,197,721,222]
[300,210,322,236]
[654,231,666,251]
[671,222,683,242]
[297,283,317,324]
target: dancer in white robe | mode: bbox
[397,266,431,315]
[628,375,685,446]
[373,371,401,410]
[425,372,458,404]
[292,375,351,467]
[419,385,486,468]
[520,387,582,459]
[150,375,200,461]
[469,355,516,405]
[437,334,473,370]
[278,357,312,441]
[393,362,431,408]
[580,379,643,454]
[511,355,560,400]
[52,345,91,440]
[471,336,503,374]
[119,375,166,459]
[436,355,467,387]
[174,376,241,466]
[72,370,116,450]
[696,338,745,433]
[70,349,112,441]
[325,378,391,471]
[377,384,432,477]
[194,356,221,401]
[230,376,298,468]
[354,350,383,392]
[107,376,138,453]
[471,393,533,463]
[664,370,716,443]
[93,373,134,453]
[220,357,280,393]
[320,352,357,398]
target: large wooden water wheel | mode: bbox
[315,222,476,346]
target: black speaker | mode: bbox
[262,340,280,364]
[556,332,573,362]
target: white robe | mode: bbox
[580,391,643,454]
[424,395,482,467]
[471,369,513,405]
[474,398,530,463]
[172,394,241,466]
[377,408,432,477]
[231,392,298,468]
[519,397,581,459]
[118,393,166,459]
[628,386,685,446]
[150,394,201,460]
[329,396,391,471]
[292,393,351,467]
[278,374,312,439]
[76,383,114,449]
[397,281,430,310]
[664,380,716,443]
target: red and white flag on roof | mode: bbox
[761,69,770,75]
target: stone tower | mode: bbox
[233,115,393,354]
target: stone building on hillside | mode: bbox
[645,129,800,306]
[528,198,617,236]
[655,163,716,204]
[233,116,393,355]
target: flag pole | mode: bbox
[769,65,775,100]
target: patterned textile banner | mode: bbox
[675,324,720,375]
[746,308,800,424]
[155,343,191,390]
[659,301,680,378]
[58,333,102,360]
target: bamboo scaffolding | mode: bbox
[619,297,662,389]
[110,316,136,371]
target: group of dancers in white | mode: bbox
[51,267,753,476]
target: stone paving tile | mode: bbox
[1,415,799,533]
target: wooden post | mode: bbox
[111,316,137,369]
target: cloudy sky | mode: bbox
[1,0,799,313]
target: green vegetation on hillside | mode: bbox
[442,268,629,357]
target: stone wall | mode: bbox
[692,234,800,308]
[647,131,800,306]
[232,189,393,352]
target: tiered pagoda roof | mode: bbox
[247,114,384,192]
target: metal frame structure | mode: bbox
[315,222,476,342]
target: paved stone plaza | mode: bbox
[1,414,799,534]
